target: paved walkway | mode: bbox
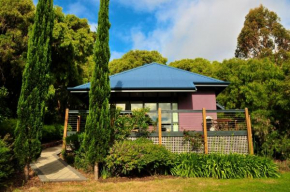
[31,145,87,182]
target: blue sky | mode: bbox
[33,0,290,62]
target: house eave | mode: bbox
[69,88,197,93]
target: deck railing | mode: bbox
[63,108,253,154]
[66,109,247,133]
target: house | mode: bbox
[68,63,230,132]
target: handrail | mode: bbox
[68,109,245,114]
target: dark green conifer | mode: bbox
[75,0,111,178]
[14,0,54,181]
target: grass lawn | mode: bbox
[13,172,290,192]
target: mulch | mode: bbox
[0,169,42,192]
[1,169,177,192]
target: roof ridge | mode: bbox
[155,63,224,83]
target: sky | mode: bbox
[33,0,290,62]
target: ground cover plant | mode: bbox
[171,153,280,179]
[105,138,175,176]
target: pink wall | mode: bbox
[178,91,217,131]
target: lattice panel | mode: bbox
[128,136,248,154]
[208,136,248,154]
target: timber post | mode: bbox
[77,115,81,132]
[158,108,162,145]
[62,108,69,151]
[202,108,208,154]
[245,108,254,155]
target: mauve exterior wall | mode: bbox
[178,91,217,131]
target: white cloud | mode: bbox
[67,2,88,16]
[65,0,99,19]
[111,51,125,60]
[89,22,98,32]
[126,0,290,62]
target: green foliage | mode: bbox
[14,0,54,170]
[183,130,204,151]
[0,0,35,115]
[110,107,133,141]
[213,58,289,159]
[109,50,167,74]
[131,108,152,137]
[0,119,17,138]
[171,153,280,179]
[169,58,214,77]
[48,6,96,121]
[65,132,84,152]
[106,138,175,176]
[76,0,111,170]
[260,131,290,160]
[235,5,290,64]
[110,107,153,142]
[216,58,284,111]
[0,87,9,123]
[0,1,95,121]
[0,119,63,143]
[100,166,111,179]
[42,124,63,143]
[0,135,14,182]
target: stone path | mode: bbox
[31,145,87,182]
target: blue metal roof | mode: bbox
[69,63,229,91]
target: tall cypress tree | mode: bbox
[14,0,54,182]
[76,0,111,178]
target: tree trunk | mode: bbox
[94,163,99,180]
[24,164,30,182]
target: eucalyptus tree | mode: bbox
[235,5,290,64]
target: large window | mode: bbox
[115,102,178,132]
[131,102,143,110]
[116,103,126,110]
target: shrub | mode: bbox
[42,124,63,143]
[0,135,14,182]
[0,87,10,124]
[0,119,17,138]
[0,120,63,144]
[63,133,85,167]
[110,107,134,142]
[66,133,85,152]
[106,138,175,176]
[130,108,152,137]
[171,153,280,179]
[110,107,153,142]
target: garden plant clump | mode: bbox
[171,153,280,179]
[105,138,175,176]
[0,135,14,183]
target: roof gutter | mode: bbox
[68,88,198,93]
